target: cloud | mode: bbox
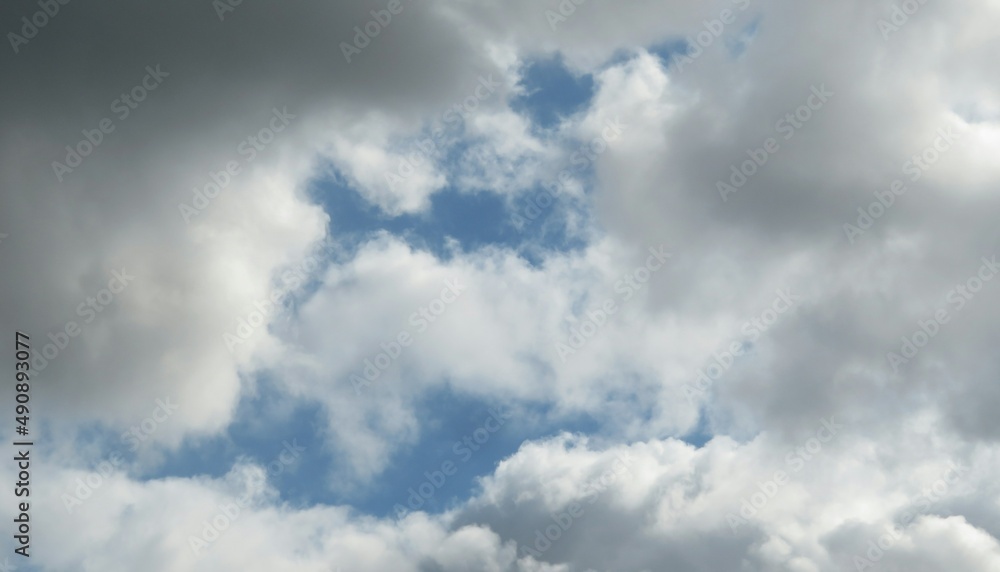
[4,0,1000,569]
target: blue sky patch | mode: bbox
[308,173,588,267]
[511,55,596,131]
[648,39,691,69]
[726,16,761,58]
[136,377,326,503]
[352,388,602,519]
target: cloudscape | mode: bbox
[2,0,1000,570]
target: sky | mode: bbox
[2,0,1000,571]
